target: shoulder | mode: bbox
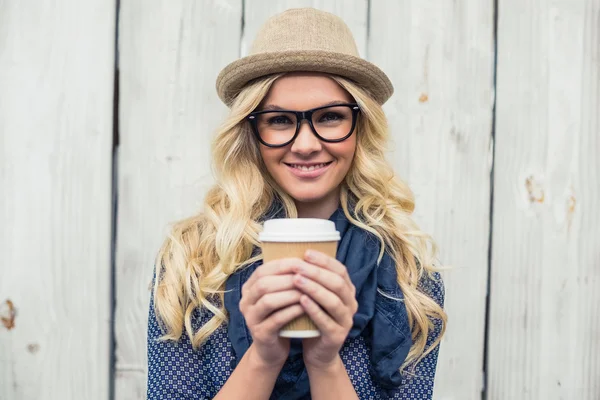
[418,271,445,308]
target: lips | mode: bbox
[284,161,333,179]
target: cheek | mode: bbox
[329,139,356,164]
[259,147,284,172]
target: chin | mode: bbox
[285,189,326,204]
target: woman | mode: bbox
[148,8,447,400]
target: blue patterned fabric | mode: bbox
[147,272,444,399]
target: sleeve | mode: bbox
[367,251,413,388]
[378,272,445,400]
[147,286,214,400]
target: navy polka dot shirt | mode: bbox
[147,274,444,399]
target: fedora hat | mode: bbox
[215,8,394,106]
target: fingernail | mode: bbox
[305,250,315,261]
[296,275,307,285]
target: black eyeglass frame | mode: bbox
[246,103,361,148]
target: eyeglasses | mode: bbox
[247,103,360,148]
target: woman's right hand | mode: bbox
[239,258,307,368]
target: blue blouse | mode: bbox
[147,273,444,399]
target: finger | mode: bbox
[244,257,306,289]
[293,275,354,327]
[250,289,303,323]
[299,295,341,336]
[244,274,296,305]
[255,304,305,338]
[304,250,351,283]
[292,262,356,307]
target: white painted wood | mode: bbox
[1,0,597,398]
[369,1,495,399]
[0,1,115,399]
[243,0,368,58]
[114,0,241,398]
[490,0,600,399]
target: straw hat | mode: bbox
[215,8,394,107]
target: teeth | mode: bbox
[292,163,328,171]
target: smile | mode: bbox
[284,161,333,178]
[288,162,331,171]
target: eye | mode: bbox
[266,115,294,125]
[318,112,345,123]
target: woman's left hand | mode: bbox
[292,250,359,371]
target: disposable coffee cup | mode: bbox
[259,218,340,338]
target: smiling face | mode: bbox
[255,73,357,218]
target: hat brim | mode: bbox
[216,50,394,106]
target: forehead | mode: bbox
[261,72,354,109]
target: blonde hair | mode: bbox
[153,73,447,370]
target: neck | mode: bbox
[295,189,341,219]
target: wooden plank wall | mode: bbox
[369,1,495,399]
[1,1,599,399]
[114,1,240,398]
[0,1,115,399]
[489,0,600,399]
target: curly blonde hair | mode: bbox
[153,73,447,370]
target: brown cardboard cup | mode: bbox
[259,218,340,338]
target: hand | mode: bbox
[239,258,308,368]
[292,250,358,371]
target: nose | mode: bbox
[290,120,322,155]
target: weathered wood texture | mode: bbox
[0,1,115,399]
[114,0,241,398]
[369,1,495,399]
[2,1,599,399]
[489,0,600,399]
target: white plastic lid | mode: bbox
[259,218,340,242]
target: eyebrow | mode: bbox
[261,100,349,111]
